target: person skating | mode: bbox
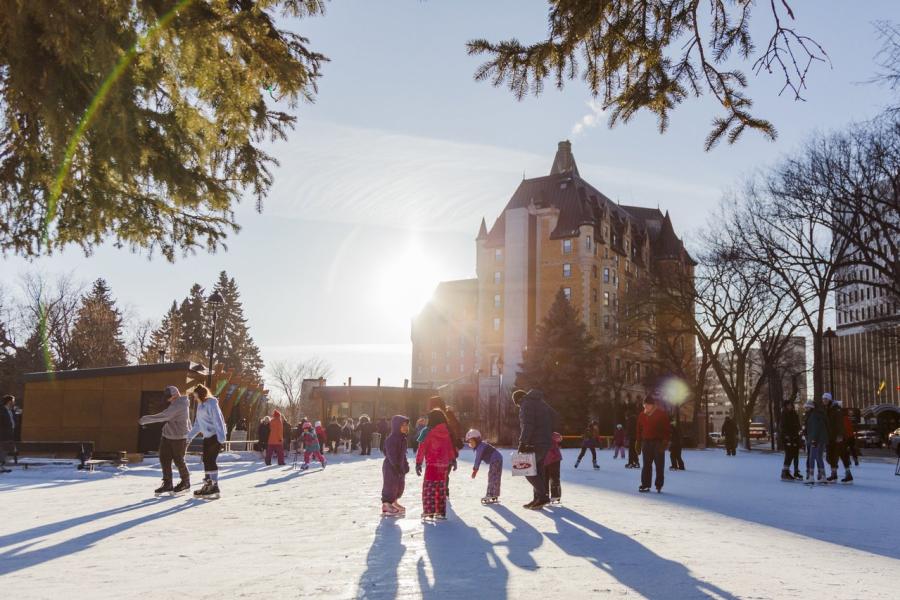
[669,419,685,471]
[780,398,802,480]
[415,409,457,521]
[300,422,326,469]
[185,385,227,499]
[266,409,286,465]
[257,416,270,457]
[626,408,641,468]
[544,431,563,503]
[613,424,626,460]
[381,415,410,517]
[326,417,342,454]
[376,417,390,453]
[574,422,599,469]
[823,393,852,482]
[315,420,327,450]
[358,415,374,455]
[513,388,557,510]
[465,429,503,504]
[843,408,859,468]
[0,394,18,473]
[804,398,829,482]
[636,394,670,493]
[341,419,354,453]
[427,397,464,450]
[138,385,192,495]
[722,416,738,456]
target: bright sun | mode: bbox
[374,241,441,320]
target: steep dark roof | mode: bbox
[476,217,488,240]
[550,140,579,176]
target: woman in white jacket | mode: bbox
[186,385,228,498]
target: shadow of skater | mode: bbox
[254,467,322,487]
[0,499,200,576]
[356,518,406,600]
[483,504,543,572]
[417,507,509,599]
[543,507,738,600]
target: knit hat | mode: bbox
[804,399,815,409]
[164,385,180,398]
[616,424,623,429]
[427,408,447,429]
[822,392,833,401]
[465,429,481,441]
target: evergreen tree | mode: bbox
[517,288,598,431]
[178,284,210,364]
[69,279,128,368]
[1,1,327,259]
[142,301,183,364]
[211,272,264,384]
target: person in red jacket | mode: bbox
[636,394,671,493]
[415,409,458,521]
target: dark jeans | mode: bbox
[577,447,597,464]
[361,435,372,455]
[202,436,221,472]
[641,440,665,490]
[544,461,561,499]
[827,441,850,470]
[628,439,640,465]
[525,449,550,503]
[669,446,684,469]
[725,440,737,456]
[159,437,190,484]
[783,444,800,470]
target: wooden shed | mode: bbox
[22,362,207,454]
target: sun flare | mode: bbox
[373,241,441,320]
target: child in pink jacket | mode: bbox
[544,432,563,503]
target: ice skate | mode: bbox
[433,513,447,521]
[793,469,802,479]
[817,469,826,482]
[172,480,191,495]
[154,480,174,496]
[481,496,500,505]
[592,462,599,470]
[781,469,795,481]
[392,501,406,513]
[198,482,220,500]
[841,471,853,484]
[550,497,561,505]
[574,458,581,469]
[638,486,650,493]
[827,469,838,482]
[656,486,663,493]
[194,478,212,497]
[381,503,401,517]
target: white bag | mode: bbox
[511,452,537,477]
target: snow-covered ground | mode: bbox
[1,449,898,600]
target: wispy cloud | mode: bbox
[571,99,606,137]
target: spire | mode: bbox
[655,210,682,258]
[476,217,488,241]
[550,140,579,176]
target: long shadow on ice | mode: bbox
[543,506,738,600]
[415,506,510,600]
[356,517,406,600]
[0,499,199,576]
[483,504,543,571]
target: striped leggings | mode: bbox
[486,459,502,498]
[422,479,447,515]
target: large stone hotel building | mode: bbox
[411,141,695,438]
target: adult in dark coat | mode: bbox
[823,393,851,481]
[257,417,270,455]
[626,409,640,468]
[669,420,685,470]
[514,388,557,509]
[722,416,738,456]
[376,417,390,453]
[780,399,802,479]
[381,415,410,511]
[358,416,374,455]
[1,395,17,472]
[282,418,293,455]
[326,417,342,453]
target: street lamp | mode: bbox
[206,290,225,387]
[823,327,837,394]
[496,356,504,444]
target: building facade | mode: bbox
[410,279,478,388]
[413,141,696,440]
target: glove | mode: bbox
[415,462,422,477]
[451,460,458,471]
[471,469,477,479]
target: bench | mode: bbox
[11,441,95,469]
[81,459,117,472]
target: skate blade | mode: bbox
[199,493,220,500]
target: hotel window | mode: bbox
[586,236,592,251]
[563,263,572,278]
[493,271,501,285]
[493,317,501,331]
[563,239,573,254]
[563,287,572,300]
[603,291,610,306]
[603,267,610,283]
[417,366,423,374]
[592,288,598,303]
[495,248,503,262]
[603,315,610,329]
[494,294,501,308]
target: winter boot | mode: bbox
[574,458,581,469]
[841,470,853,484]
[817,469,825,482]
[592,462,600,470]
[781,469,794,481]
[172,479,191,494]
[154,480,174,495]
[194,477,212,497]
[827,468,838,482]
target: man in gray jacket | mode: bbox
[139,385,191,495]
[514,388,557,510]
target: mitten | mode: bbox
[451,460,458,471]
[415,462,422,476]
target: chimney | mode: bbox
[550,139,579,176]
[377,377,381,387]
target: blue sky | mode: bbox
[2,0,898,389]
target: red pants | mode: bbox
[304,450,325,465]
[422,479,447,516]
[265,443,285,465]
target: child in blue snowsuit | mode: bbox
[465,429,503,503]
[382,415,410,516]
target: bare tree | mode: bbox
[16,273,84,371]
[124,316,159,365]
[267,357,333,423]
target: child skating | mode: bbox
[300,422,326,469]
[544,431,563,504]
[613,424,626,459]
[381,415,410,517]
[465,429,503,504]
[574,422,600,469]
[415,409,457,521]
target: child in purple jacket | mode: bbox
[465,429,503,504]
[381,415,410,517]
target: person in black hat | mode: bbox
[780,398,802,480]
[513,388,557,510]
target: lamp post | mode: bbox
[823,327,837,395]
[496,357,504,444]
[206,290,225,387]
